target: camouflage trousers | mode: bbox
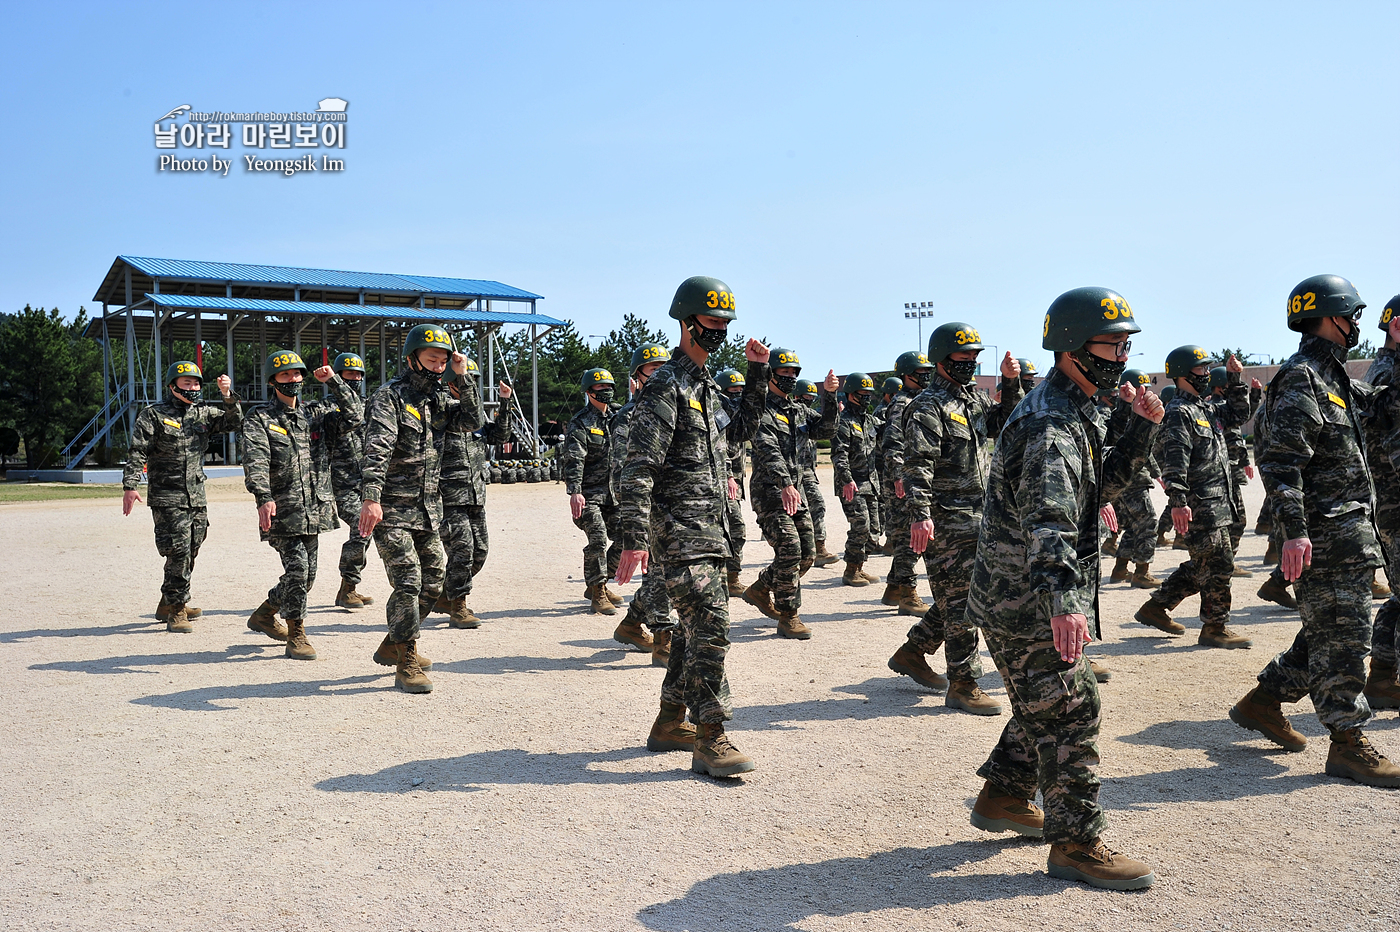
[1257,569,1374,732]
[976,628,1105,846]
[802,466,827,542]
[151,506,208,605]
[1115,486,1157,565]
[839,492,877,564]
[658,558,733,724]
[335,490,369,585]
[755,508,815,613]
[625,545,673,632]
[1229,473,1247,550]
[266,534,319,620]
[884,489,930,588]
[372,524,446,644]
[1374,528,1400,668]
[906,529,984,681]
[441,504,490,600]
[723,494,746,576]
[1149,525,1234,625]
[573,501,621,587]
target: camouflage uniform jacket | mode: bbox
[749,389,838,513]
[442,381,512,507]
[879,388,921,495]
[1159,375,1248,529]
[1259,334,1383,570]
[241,375,360,539]
[122,394,243,508]
[617,354,767,561]
[966,368,1154,637]
[797,403,820,470]
[562,401,622,504]
[361,370,474,531]
[1108,397,1160,490]
[902,372,1022,526]
[323,388,368,497]
[830,406,880,496]
[1365,348,1400,533]
[720,392,748,500]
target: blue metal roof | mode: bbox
[143,293,565,327]
[109,255,543,300]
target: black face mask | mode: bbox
[1020,378,1036,393]
[848,393,870,412]
[905,371,930,390]
[772,374,799,395]
[1184,372,1211,397]
[943,360,978,385]
[1071,347,1126,391]
[171,385,202,404]
[686,317,729,354]
[344,377,365,395]
[592,388,614,405]
[1339,316,1361,349]
[274,380,302,398]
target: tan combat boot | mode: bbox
[613,615,654,652]
[651,629,671,667]
[842,561,871,587]
[1257,576,1298,609]
[1326,729,1400,787]
[1134,600,1185,635]
[1364,660,1400,710]
[1155,531,1170,548]
[880,582,903,607]
[247,600,288,641]
[726,569,746,596]
[895,585,930,616]
[1089,660,1111,682]
[432,593,451,614]
[373,634,432,671]
[969,781,1044,837]
[887,642,948,690]
[1109,556,1130,583]
[1199,622,1252,650]
[1263,540,1279,565]
[947,678,1003,716]
[157,600,202,619]
[742,578,782,621]
[857,566,880,583]
[587,583,617,616]
[1102,535,1119,557]
[1373,574,1392,600]
[691,723,756,778]
[1229,686,1306,751]
[605,585,626,607]
[646,702,697,751]
[1231,563,1254,578]
[446,597,481,629]
[1172,533,1189,551]
[395,639,433,694]
[335,579,370,609]
[1047,838,1155,890]
[812,539,840,567]
[1130,564,1161,589]
[166,604,193,634]
[284,619,316,660]
[776,611,812,640]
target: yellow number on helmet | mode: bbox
[706,291,719,308]
[1384,307,1395,325]
[1302,293,1316,312]
[1044,314,1050,337]
[1101,297,1119,320]
[1290,295,1302,315]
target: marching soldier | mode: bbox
[1363,297,1400,711]
[121,360,240,633]
[742,348,840,639]
[795,379,839,568]
[886,323,1022,715]
[1230,274,1400,787]
[563,368,625,615]
[615,275,769,778]
[359,324,473,694]
[1133,347,1252,648]
[241,351,362,660]
[323,351,376,610]
[830,372,881,588]
[881,351,936,615]
[967,287,1161,890]
[716,368,750,595]
[1105,369,1162,589]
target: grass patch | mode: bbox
[0,482,126,503]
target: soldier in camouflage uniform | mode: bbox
[434,356,512,629]
[742,348,840,639]
[1104,369,1162,590]
[1230,274,1400,788]
[610,343,674,660]
[563,368,625,615]
[122,360,241,633]
[616,275,768,778]
[871,376,902,551]
[716,368,750,595]
[881,351,936,615]
[359,324,474,694]
[1363,296,1400,711]
[795,379,839,568]
[830,372,881,587]
[968,287,1161,891]
[1133,347,1252,649]
[241,350,361,660]
[888,323,1024,715]
[323,352,376,610]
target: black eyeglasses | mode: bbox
[1088,338,1132,356]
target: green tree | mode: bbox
[595,313,672,380]
[707,330,753,373]
[0,306,78,467]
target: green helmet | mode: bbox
[926,322,985,364]
[1119,368,1150,387]
[1380,294,1400,332]
[630,343,670,374]
[1160,385,1176,404]
[332,352,366,375]
[1165,345,1214,378]
[770,347,802,374]
[881,376,902,396]
[1016,358,1038,378]
[581,367,616,392]
[164,360,202,385]
[1210,366,1229,389]
[843,372,876,396]
[402,323,455,360]
[1287,274,1364,332]
[716,368,745,391]
[895,351,932,376]
[795,379,818,402]
[668,275,737,321]
[1041,287,1140,351]
[264,349,309,383]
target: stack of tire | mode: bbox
[486,459,554,484]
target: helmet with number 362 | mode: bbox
[1286,274,1364,332]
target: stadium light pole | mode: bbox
[902,301,936,348]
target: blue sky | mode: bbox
[2,1,1397,374]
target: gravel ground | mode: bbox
[2,471,1397,932]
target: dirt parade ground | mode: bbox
[2,471,1398,932]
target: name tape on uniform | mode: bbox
[268,424,289,435]
[405,404,422,420]
[162,418,181,428]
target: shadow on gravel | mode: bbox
[637,839,1056,930]
[430,648,649,676]
[315,746,700,793]
[738,676,946,730]
[30,643,268,675]
[131,673,385,711]
[0,620,164,642]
